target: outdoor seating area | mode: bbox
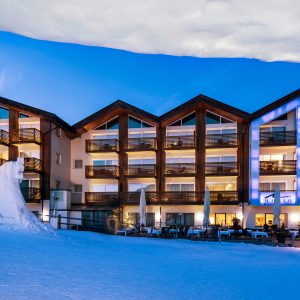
[115,223,300,246]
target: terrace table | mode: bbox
[218,230,231,238]
[115,230,127,236]
[251,231,268,239]
[187,228,206,237]
[289,230,299,238]
[228,229,243,234]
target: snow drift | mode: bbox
[0,157,52,232]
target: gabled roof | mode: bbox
[251,89,300,120]
[0,96,74,133]
[73,99,159,131]
[159,94,249,123]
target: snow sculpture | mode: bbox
[0,157,50,231]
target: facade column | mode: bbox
[156,125,165,194]
[118,112,128,193]
[195,109,206,201]
[8,108,19,161]
[296,106,300,201]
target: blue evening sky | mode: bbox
[0,31,300,124]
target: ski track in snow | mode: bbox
[0,229,300,300]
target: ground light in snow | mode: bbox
[0,229,300,300]
[0,158,52,232]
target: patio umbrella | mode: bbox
[273,185,281,227]
[203,187,211,228]
[139,188,147,226]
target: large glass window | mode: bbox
[259,154,285,161]
[166,183,194,191]
[93,159,118,166]
[205,182,236,191]
[126,212,155,226]
[128,116,153,128]
[259,182,286,191]
[166,157,195,163]
[206,156,236,162]
[169,113,196,126]
[92,184,118,192]
[95,117,119,130]
[166,213,194,226]
[206,111,234,124]
[128,183,155,192]
[0,107,9,119]
[128,158,155,165]
[255,213,287,227]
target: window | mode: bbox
[260,126,286,133]
[126,213,155,226]
[128,116,153,128]
[93,159,118,166]
[55,180,60,190]
[0,107,9,119]
[205,182,236,191]
[274,113,288,121]
[166,157,195,163]
[128,158,155,165]
[166,213,194,226]
[259,154,285,161]
[206,156,236,162]
[169,113,196,127]
[166,184,194,191]
[209,213,236,226]
[56,127,62,138]
[92,184,118,192]
[128,183,155,192]
[95,117,119,130]
[74,160,83,169]
[93,134,118,140]
[259,182,286,192]
[74,184,83,193]
[206,111,234,124]
[19,113,30,118]
[255,213,287,227]
[56,153,62,165]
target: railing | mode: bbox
[260,160,296,175]
[209,191,239,204]
[85,165,119,178]
[165,135,195,149]
[0,158,7,166]
[260,131,296,146]
[85,192,120,206]
[24,157,42,173]
[126,137,157,151]
[85,191,240,206]
[86,139,119,153]
[10,128,41,144]
[206,133,238,148]
[164,163,196,176]
[21,187,41,203]
[125,164,156,177]
[205,162,239,176]
[0,129,9,145]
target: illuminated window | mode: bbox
[169,112,196,126]
[95,117,119,130]
[166,213,194,226]
[128,116,153,128]
[126,212,155,226]
[206,111,234,124]
[209,213,236,226]
[255,213,287,227]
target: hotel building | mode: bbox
[1,90,300,230]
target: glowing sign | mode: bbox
[259,192,297,206]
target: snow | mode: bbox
[1,229,300,299]
[0,159,51,232]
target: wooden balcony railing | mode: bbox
[21,187,41,203]
[85,165,119,178]
[260,160,296,175]
[165,135,195,150]
[260,131,296,146]
[126,137,157,151]
[86,139,119,153]
[24,157,42,173]
[125,164,156,177]
[205,162,239,176]
[209,191,239,204]
[206,133,238,148]
[0,129,9,146]
[85,191,240,206]
[164,163,196,176]
[10,128,41,144]
[0,158,7,166]
[85,192,120,206]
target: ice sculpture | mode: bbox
[0,157,50,231]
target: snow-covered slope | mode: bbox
[0,229,300,299]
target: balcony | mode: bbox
[165,135,195,150]
[85,165,119,179]
[260,160,296,175]
[85,192,120,206]
[206,133,238,148]
[126,137,157,151]
[21,187,41,203]
[205,162,239,176]
[260,131,296,146]
[209,191,239,204]
[86,139,119,153]
[125,164,156,177]
[24,158,42,173]
[0,158,7,166]
[10,128,41,145]
[120,192,159,205]
[164,163,196,176]
[0,129,9,146]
